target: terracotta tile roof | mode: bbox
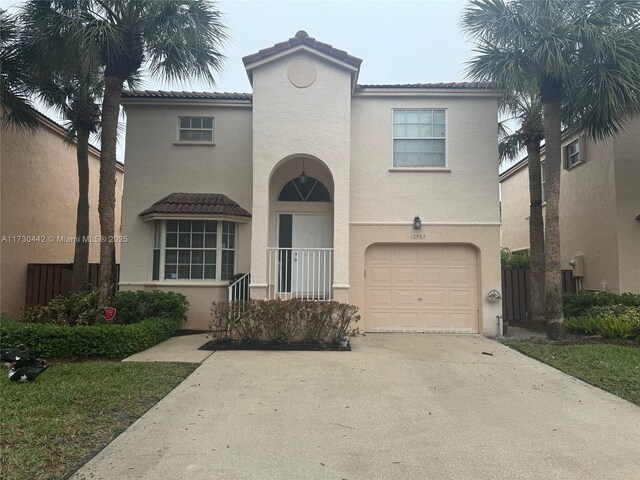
[122,90,252,101]
[140,193,251,218]
[243,30,362,69]
[357,82,493,90]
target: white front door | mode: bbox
[279,214,332,298]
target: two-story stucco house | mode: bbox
[119,32,503,335]
[500,118,640,294]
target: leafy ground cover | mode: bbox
[0,361,197,480]
[501,340,640,406]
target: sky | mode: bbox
[3,0,512,165]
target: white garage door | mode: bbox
[365,244,479,333]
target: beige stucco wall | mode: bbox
[249,51,353,299]
[0,118,123,318]
[118,103,253,329]
[500,129,640,294]
[613,117,640,293]
[350,95,501,224]
[499,165,530,251]
[350,224,502,335]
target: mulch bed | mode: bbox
[199,340,351,351]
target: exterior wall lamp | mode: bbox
[413,216,422,230]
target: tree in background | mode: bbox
[0,9,37,129]
[498,93,545,327]
[463,0,640,338]
[23,0,228,308]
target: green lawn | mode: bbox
[501,340,640,406]
[0,361,198,480]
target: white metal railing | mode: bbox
[266,248,333,301]
[228,272,250,320]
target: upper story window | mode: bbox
[564,139,582,169]
[178,116,214,142]
[392,109,446,168]
[152,219,235,281]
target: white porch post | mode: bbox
[331,163,350,302]
[249,167,269,299]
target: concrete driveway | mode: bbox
[73,335,640,480]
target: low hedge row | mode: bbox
[21,289,189,326]
[0,316,181,358]
[563,291,640,318]
[211,299,360,347]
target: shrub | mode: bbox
[0,316,181,358]
[565,306,640,340]
[563,291,640,318]
[210,299,360,348]
[21,289,189,326]
[500,248,530,269]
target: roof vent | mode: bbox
[295,30,309,38]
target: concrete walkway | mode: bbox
[74,335,639,480]
[123,333,212,363]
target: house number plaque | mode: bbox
[410,234,426,240]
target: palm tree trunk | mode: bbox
[71,126,91,291]
[98,74,123,309]
[541,80,565,339]
[527,140,545,326]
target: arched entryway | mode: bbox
[267,155,334,300]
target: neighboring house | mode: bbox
[500,117,640,294]
[0,108,124,318]
[119,31,503,334]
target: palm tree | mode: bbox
[20,2,104,292]
[462,0,640,338]
[499,93,545,327]
[0,9,37,129]
[22,1,228,308]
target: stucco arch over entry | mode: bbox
[263,155,335,300]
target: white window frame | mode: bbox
[390,108,449,170]
[153,219,235,283]
[541,162,546,204]
[564,139,583,169]
[176,116,215,144]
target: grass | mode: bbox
[501,340,640,406]
[0,361,198,480]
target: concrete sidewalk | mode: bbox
[76,334,640,480]
[123,333,212,363]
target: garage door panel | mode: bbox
[365,244,479,333]
[396,289,420,307]
[449,290,477,308]
[369,267,392,285]
[367,289,393,308]
[395,267,418,284]
[448,267,477,285]
[395,246,418,262]
[422,290,446,307]
[420,267,446,284]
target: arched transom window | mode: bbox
[278,177,331,202]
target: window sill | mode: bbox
[389,167,451,172]
[122,281,229,287]
[173,141,216,147]
[564,160,584,171]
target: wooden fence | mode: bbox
[501,268,575,325]
[25,263,120,308]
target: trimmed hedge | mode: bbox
[500,248,530,269]
[0,317,181,358]
[21,289,189,325]
[211,299,360,347]
[563,291,640,318]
